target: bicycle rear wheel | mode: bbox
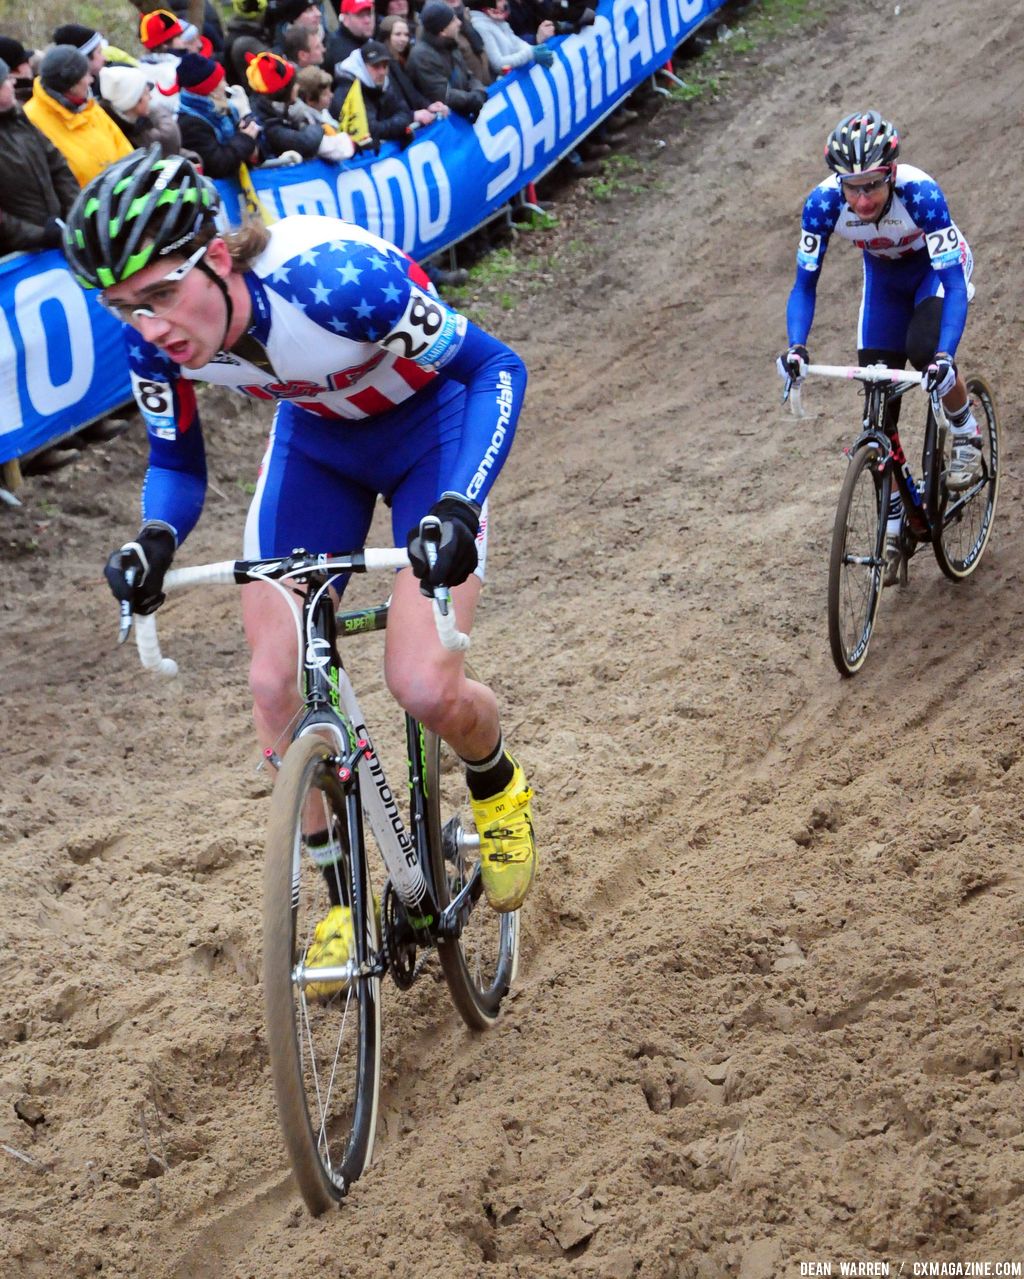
[424,728,520,1031]
[931,373,1000,580]
[828,443,889,677]
[263,735,381,1215]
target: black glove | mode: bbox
[104,522,176,615]
[41,217,63,250]
[924,351,956,397]
[776,343,808,381]
[407,495,480,595]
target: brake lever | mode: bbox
[117,567,137,645]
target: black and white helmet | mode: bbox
[824,111,900,176]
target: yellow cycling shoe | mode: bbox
[304,905,355,1000]
[470,760,536,913]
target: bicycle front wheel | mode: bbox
[931,373,1000,580]
[424,729,520,1031]
[828,443,889,677]
[263,735,382,1215]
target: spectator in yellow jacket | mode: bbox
[24,45,132,187]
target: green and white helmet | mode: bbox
[63,145,220,290]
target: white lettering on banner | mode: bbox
[576,17,620,110]
[367,157,418,250]
[506,78,558,171]
[479,95,522,202]
[666,0,705,38]
[0,304,23,437]
[546,57,576,138]
[277,177,337,219]
[339,165,383,238]
[614,0,655,79]
[16,269,93,416]
[407,142,451,243]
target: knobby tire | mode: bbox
[828,443,888,677]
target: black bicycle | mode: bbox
[129,531,520,1214]
[785,362,999,677]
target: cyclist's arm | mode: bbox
[913,179,970,356]
[785,182,840,346]
[127,336,207,543]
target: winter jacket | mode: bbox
[249,94,325,159]
[329,50,412,144]
[178,98,260,177]
[467,9,535,73]
[0,104,79,253]
[99,98,182,157]
[388,58,432,114]
[406,31,487,118]
[23,80,134,187]
[326,25,367,83]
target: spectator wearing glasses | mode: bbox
[0,55,79,253]
[24,45,133,187]
[407,2,487,121]
[465,0,553,74]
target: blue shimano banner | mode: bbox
[217,0,726,256]
[0,0,724,463]
[0,247,132,464]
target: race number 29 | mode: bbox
[926,225,961,269]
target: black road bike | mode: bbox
[128,532,520,1214]
[785,362,999,677]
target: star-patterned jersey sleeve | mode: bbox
[897,175,970,355]
[126,332,207,544]
[786,180,843,346]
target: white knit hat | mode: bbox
[99,64,149,114]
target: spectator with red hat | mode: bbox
[98,64,183,156]
[246,50,351,161]
[0,36,35,104]
[325,0,376,81]
[0,55,79,253]
[24,45,133,187]
[177,51,263,178]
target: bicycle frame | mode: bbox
[130,546,477,947]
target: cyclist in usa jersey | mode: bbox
[779,111,981,576]
[63,146,537,962]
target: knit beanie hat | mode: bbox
[0,37,32,72]
[52,24,106,57]
[420,2,455,35]
[98,64,148,112]
[245,50,295,98]
[139,10,184,50]
[176,51,225,95]
[40,45,90,95]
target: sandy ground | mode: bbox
[2,0,1024,1274]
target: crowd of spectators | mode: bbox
[1,0,641,467]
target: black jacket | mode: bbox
[250,94,325,159]
[406,31,487,119]
[178,111,260,178]
[0,105,79,254]
[326,26,367,82]
[329,72,412,145]
[388,59,431,114]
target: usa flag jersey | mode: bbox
[786,165,973,356]
[127,216,527,542]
